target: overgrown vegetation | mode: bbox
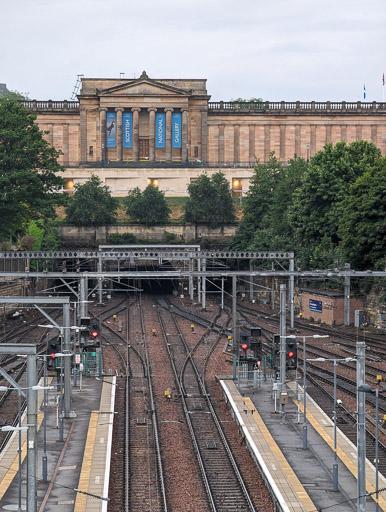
[230,141,385,271]
[0,98,64,241]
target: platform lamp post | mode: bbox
[358,383,386,512]
[38,324,77,441]
[308,357,356,491]
[36,354,56,481]
[286,334,329,449]
[0,385,53,512]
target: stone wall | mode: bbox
[59,223,238,247]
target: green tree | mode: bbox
[288,141,381,266]
[65,175,118,226]
[230,153,306,250]
[0,87,29,100]
[339,156,386,269]
[0,98,64,240]
[185,172,235,228]
[125,185,170,226]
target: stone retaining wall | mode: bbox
[59,223,237,246]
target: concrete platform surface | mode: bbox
[0,375,116,512]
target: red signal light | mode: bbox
[288,351,295,358]
[241,343,248,350]
[50,353,56,359]
[91,331,98,338]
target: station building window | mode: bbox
[64,179,74,195]
[232,178,242,192]
[232,178,243,200]
[147,178,159,188]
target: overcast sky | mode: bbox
[2,0,385,102]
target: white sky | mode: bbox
[1,0,385,102]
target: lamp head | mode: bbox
[358,384,373,394]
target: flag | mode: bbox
[383,73,385,86]
[363,84,366,100]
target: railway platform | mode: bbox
[0,375,116,512]
[220,376,386,512]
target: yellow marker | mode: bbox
[376,375,382,382]
[152,329,156,336]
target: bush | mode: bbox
[125,186,170,226]
[65,175,118,226]
[107,233,137,244]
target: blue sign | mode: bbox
[172,113,182,148]
[122,113,132,148]
[106,112,116,148]
[156,113,165,148]
[309,299,322,313]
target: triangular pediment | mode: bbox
[99,76,191,97]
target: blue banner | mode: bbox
[156,113,165,148]
[172,113,182,148]
[122,113,132,148]
[309,299,322,313]
[106,112,116,148]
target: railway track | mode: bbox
[166,296,386,482]
[305,370,386,477]
[97,295,167,511]
[157,300,256,512]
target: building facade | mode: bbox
[23,71,386,196]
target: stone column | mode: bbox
[201,110,208,163]
[356,125,362,140]
[115,108,124,161]
[326,125,331,143]
[310,125,316,156]
[165,108,174,162]
[80,109,87,162]
[218,125,225,165]
[181,109,189,164]
[341,124,347,142]
[63,124,69,166]
[264,125,270,162]
[131,108,141,161]
[99,108,108,162]
[234,125,240,164]
[249,125,255,165]
[295,125,301,156]
[371,125,377,145]
[148,108,156,162]
[280,125,286,160]
[47,123,54,146]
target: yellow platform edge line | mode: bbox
[243,396,316,511]
[0,400,45,500]
[292,393,386,512]
[74,411,99,511]
[223,381,315,512]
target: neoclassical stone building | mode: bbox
[23,71,386,197]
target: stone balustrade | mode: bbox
[19,99,386,115]
[208,100,386,114]
[20,100,80,111]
